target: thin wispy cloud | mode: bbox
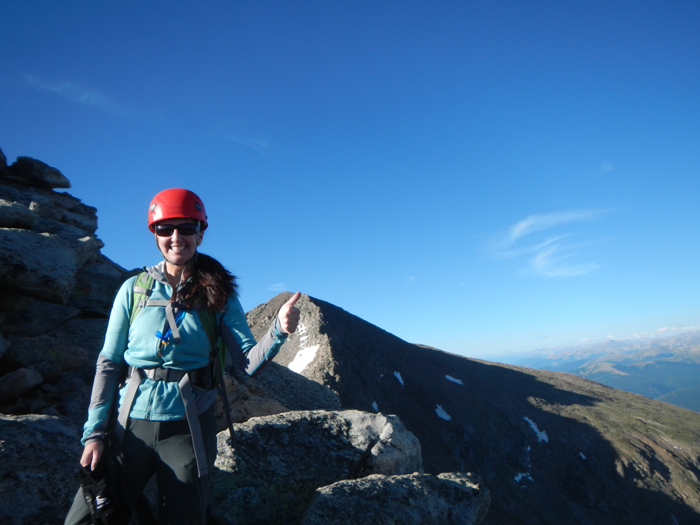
[491,209,609,278]
[600,161,614,173]
[24,75,132,117]
[507,210,605,245]
[268,282,286,292]
[227,136,270,155]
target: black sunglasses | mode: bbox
[155,223,200,237]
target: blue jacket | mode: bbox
[82,262,287,445]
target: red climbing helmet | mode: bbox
[148,189,208,232]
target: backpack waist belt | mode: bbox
[114,365,212,478]
[137,364,215,390]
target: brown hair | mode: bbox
[176,253,238,311]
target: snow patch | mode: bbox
[579,452,586,460]
[523,417,549,443]
[372,401,379,412]
[435,404,451,421]
[288,345,319,373]
[393,371,404,386]
[445,375,463,385]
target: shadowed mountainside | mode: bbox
[247,293,700,525]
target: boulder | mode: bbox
[29,198,64,221]
[52,318,110,381]
[0,229,77,303]
[0,179,98,235]
[211,409,422,524]
[68,254,133,314]
[302,472,490,525]
[0,291,32,313]
[0,414,83,524]
[0,299,81,336]
[0,367,43,402]
[5,335,87,381]
[0,198,39,229]
[4,156,71,189]
[216,370,289,430]
[69,234,104,268]
[222,361,341,420]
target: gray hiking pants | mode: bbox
[64,404,217,525]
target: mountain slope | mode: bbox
[247,293,700,525]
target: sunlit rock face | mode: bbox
[0,147,131,422]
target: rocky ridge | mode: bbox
[0,148,489,524]
[0,150,129,420]
[249,294,700,525]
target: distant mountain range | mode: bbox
[488,331,700,412]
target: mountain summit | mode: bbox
[247,292,700,525]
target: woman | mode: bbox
[65,188,300,524]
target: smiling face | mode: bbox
[154,218,203,267]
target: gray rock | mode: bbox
[0,299,81,336]
[53,317,110,379]
[303,472,490,525]
[0,179,98,234]
[0,414,83,524]
[226,361,342,417]
[29,199,64,222]
[0,229,77,303]
[0,291,32,313]
[0,367,43,402]
[211,409,422,524]
[54,372,91,426]
[0,198,39,229]
[70,234,105,268]
[0,331,9,360]
[4,156,71,189]
[68,254,132,314]
[62,207,99,234]
[216,370,290,430]
[6,335,87,381]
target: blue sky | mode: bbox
[2,1,699,356]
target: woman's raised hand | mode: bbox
[278,292,301,334]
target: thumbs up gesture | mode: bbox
[278,292,301,334]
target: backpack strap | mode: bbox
[196,307,235,444]
[197,309,226,369]
[130,271,183,344]
[129,272,155,324]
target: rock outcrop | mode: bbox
[0,149,130,421]
[210,410,426,523]
[303,472,490,525]
[0,414,83,525]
